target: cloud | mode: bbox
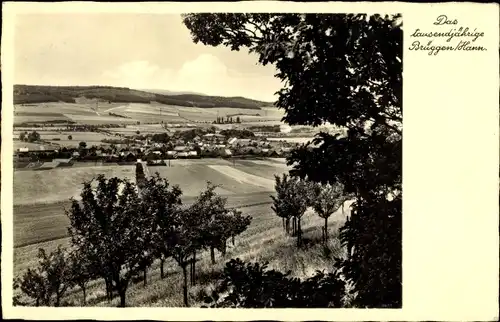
[101,54,280,101]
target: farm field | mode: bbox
[14,141,56,151]
[13,102,286,128]
[13,165,136,206]
[14,131,113,147]
[12,159,290,247]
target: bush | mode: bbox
[204,258,345,308]
[14,246,73,307]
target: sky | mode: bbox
[13,14,283,102]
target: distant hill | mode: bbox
[141,89,206,96]
[13,85,275,109]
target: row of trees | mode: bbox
[214,116,241,124]
[271,174,350,247]
[15,172,251,307]
[18,130,41,143]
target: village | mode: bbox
[13,128,300,170]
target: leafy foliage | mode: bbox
[204,258,345,308]
[270,173,312,246]
[65,175,151,307]
[183,13,402,308]
[311,182,344,243]
[14,246,73,307]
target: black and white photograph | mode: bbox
[10,8,399,309]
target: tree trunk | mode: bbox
[222,240,227,256]
[143,268,147,286]
[82,285,87,306]
[118,287,126,307]
[36,298,40,307]
[193,251,196,285]
[297,218,302,248]
[55,293,60,307]
[182,264,189,307]
[160,257,165,279]
[105,277,112,302]
[232,235,235,246]
[286,218,290,235]
[324,217,328,244]
[282,217,285,231]
[342,203,344,214]
[210,246,216,264]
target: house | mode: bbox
[222,149,232,157]
[228,137,238,145]
[18,147,29,153]
[166,151,177,156]
[72,151,80,157]
[177,152,189,158]
[188,151,198,157]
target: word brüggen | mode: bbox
[409,40,487,56]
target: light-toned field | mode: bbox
[13,165,136,206]
[13,103,287,136]
[13,159,289,246]
[14,141,54,151]
[14,131,113,147]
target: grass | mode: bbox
[13,203,350,307]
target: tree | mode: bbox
[140,173,183,281]
[19,132,26,141]
[15,246,73,307]
[136,163,146,190]
[38,246,73,307]
[68,247,96,305]
[78,141,87,149]
[311,183,344,244]
[14,266,49,307]
[183,13,402,308]
[270,174,310,246]
[236,116,241,123]
[67,135,73,140]
[27,131,40,142]
[66,175,151,307]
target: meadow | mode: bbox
[12,157,350,306]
